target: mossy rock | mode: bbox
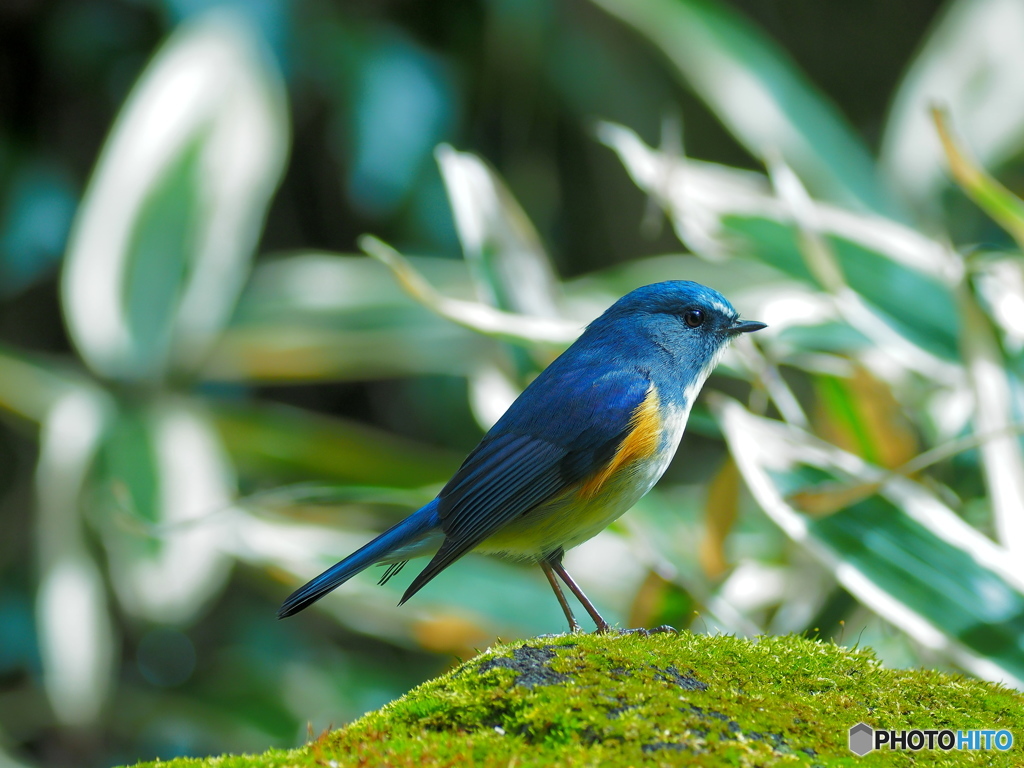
[134,631,1023,767]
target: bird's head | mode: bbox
[588,280,766,375]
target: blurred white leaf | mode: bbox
[564,533,649,618]
[437,145,562,317]
[598,122,959,283]
[765,151,845,294]
[959,289,1024,558]
[35,388,116,726]
[976,257,1024,352]
[714,560,788,617]
[37,556,116,727]
[882,0,1024,215]
[765,555,835,635]
[360,235,581,346]
[239,252,476,312]
[62,9,288,382]
[105,397,235,624]
[468,362,521,431]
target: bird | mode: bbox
[278,281,766,632]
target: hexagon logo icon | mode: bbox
[849,722,874,756]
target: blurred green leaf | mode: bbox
[98,405,160,526]
[61,10,289,382]
[882,0,1024,216]
[591,0,897,216]
[396,554,593,641]
[119,138,203,378]
[0,344,86,424]
[628,570,696,630]
[933,107,1024,253]
[811,366,919,470]
[242,483,435,518]
[721,398,1024,686]
[698,457,740,580]
[211,400,460,488]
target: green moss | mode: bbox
[130,632,1024,767]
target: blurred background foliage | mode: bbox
[4,0,1024,766]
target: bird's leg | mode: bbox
[547,553,611,633]
[539,559,582,633]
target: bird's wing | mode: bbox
[400,366,654,602]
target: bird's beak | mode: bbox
[729,319,768,334]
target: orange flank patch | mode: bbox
[577,386,662,500]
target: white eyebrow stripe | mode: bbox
[708,298,734,317]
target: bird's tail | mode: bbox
[277,499,441,618]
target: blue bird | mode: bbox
[278,281,766,632]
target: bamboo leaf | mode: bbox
[204,253,489,382]
[957,281,1024,557]
[35,388,116,725]
[599,122,963,368]
[719,398,1024,686]
[932,107,1024,252]
[0,344,85,424]
[437,145,562,318]
[698,457,740,580]
[96,397,235,623]
[61,10,288,382]
[591,0,896,216]
[211,399,460,488]
[360,235,580,346]
[811,366,918,471]
[882,0,1024,215]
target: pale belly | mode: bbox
[477,400,691,560]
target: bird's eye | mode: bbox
[683,308,705,328]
